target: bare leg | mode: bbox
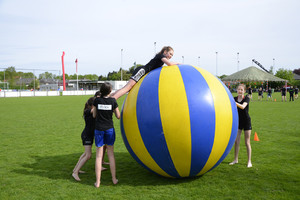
[229,129,242,165]
[102,145,109,165]
[72,145,92,181]
[111,79,136,100]
[95,146,103,188]
[244,130,252,168]
[106,145,118,184]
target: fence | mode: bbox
[0,90,101,98]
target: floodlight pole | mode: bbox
[121,49,123,81]
[154,42,156,55]
[237,52,239,72]
[3,70,5,89]
[33,69,35,96]
[273,58,275,73]
[216,52,218,76]
[198,56,200,66]
[182,56,184,64]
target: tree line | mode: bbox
[0,64,142,89]
[1,65,299,90]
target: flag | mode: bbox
[75,58,78,73]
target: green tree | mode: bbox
[28,79,40,89]
[39,72,55,80]
[5,67,17,88]
[84,74,98,81]
[275,68,294,83]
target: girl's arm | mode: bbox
[114,107,121,119]
[236,102,248,110]
[161,57,180,66]
[92,105,97,118]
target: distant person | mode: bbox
[289,86,295,101]
[258,87,263,101]
[93,82,120,188]
[248,85,253,100]
[111,46,180,100]
[72,97,95,181]
[230,84,252,168]
[281,86,287,102]
[267,87,273,101]
[295,86,299,100]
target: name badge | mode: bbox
[98,104,112,110]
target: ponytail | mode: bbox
[158,46,174,55]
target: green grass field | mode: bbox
[0,93,299,200]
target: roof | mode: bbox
[294,73,300,80]
[222,66,286,82]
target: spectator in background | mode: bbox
[295,86,299,100]
[289,86,295,101]
[267,87,273,101]
[248,85,253,101]
[281,86,287,102]
[258,87,263,101]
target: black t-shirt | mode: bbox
[83,108,95,136]
[144,53,166,72]
[93,97,118,131]
[268,89,272,95]
[248,88,252,94]
[289,88,294,95]
[295,88,299,94]
[281,87,286,95]
[235,96,251,122]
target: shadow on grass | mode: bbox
[12,151,199,186]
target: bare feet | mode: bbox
[72,173,81,181]
[112,178,118,185]
[101,166,107,171]
[229,160,238,165]
[94,182,100,188]
[247,162,252,168]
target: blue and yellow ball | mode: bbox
[120,65,238,178]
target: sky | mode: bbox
[0,0,299,77]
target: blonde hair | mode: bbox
[159,46,174,54]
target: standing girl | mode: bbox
[248,85,253,101]
[93,82,120,188]
[230,84,252,168]
[111,46,180,100]
[72,97,95,181]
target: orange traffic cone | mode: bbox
[254,132,260,141]
[274,98,276,102]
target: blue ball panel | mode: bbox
[120,103,157,175]
[136,68,180,178]
[178,65,215,176]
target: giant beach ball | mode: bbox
[120,65,238,178]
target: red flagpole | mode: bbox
[75,58,78,73]
[61,51,66,91]
[75,58,78,90]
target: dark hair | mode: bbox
[94,90,101,97]
[83,97,95,117]
[100,82,112,97]
[159,46,174,55]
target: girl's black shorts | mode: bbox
[238,118,252,131]
[81,131,94,146]
[130,66,149,82]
